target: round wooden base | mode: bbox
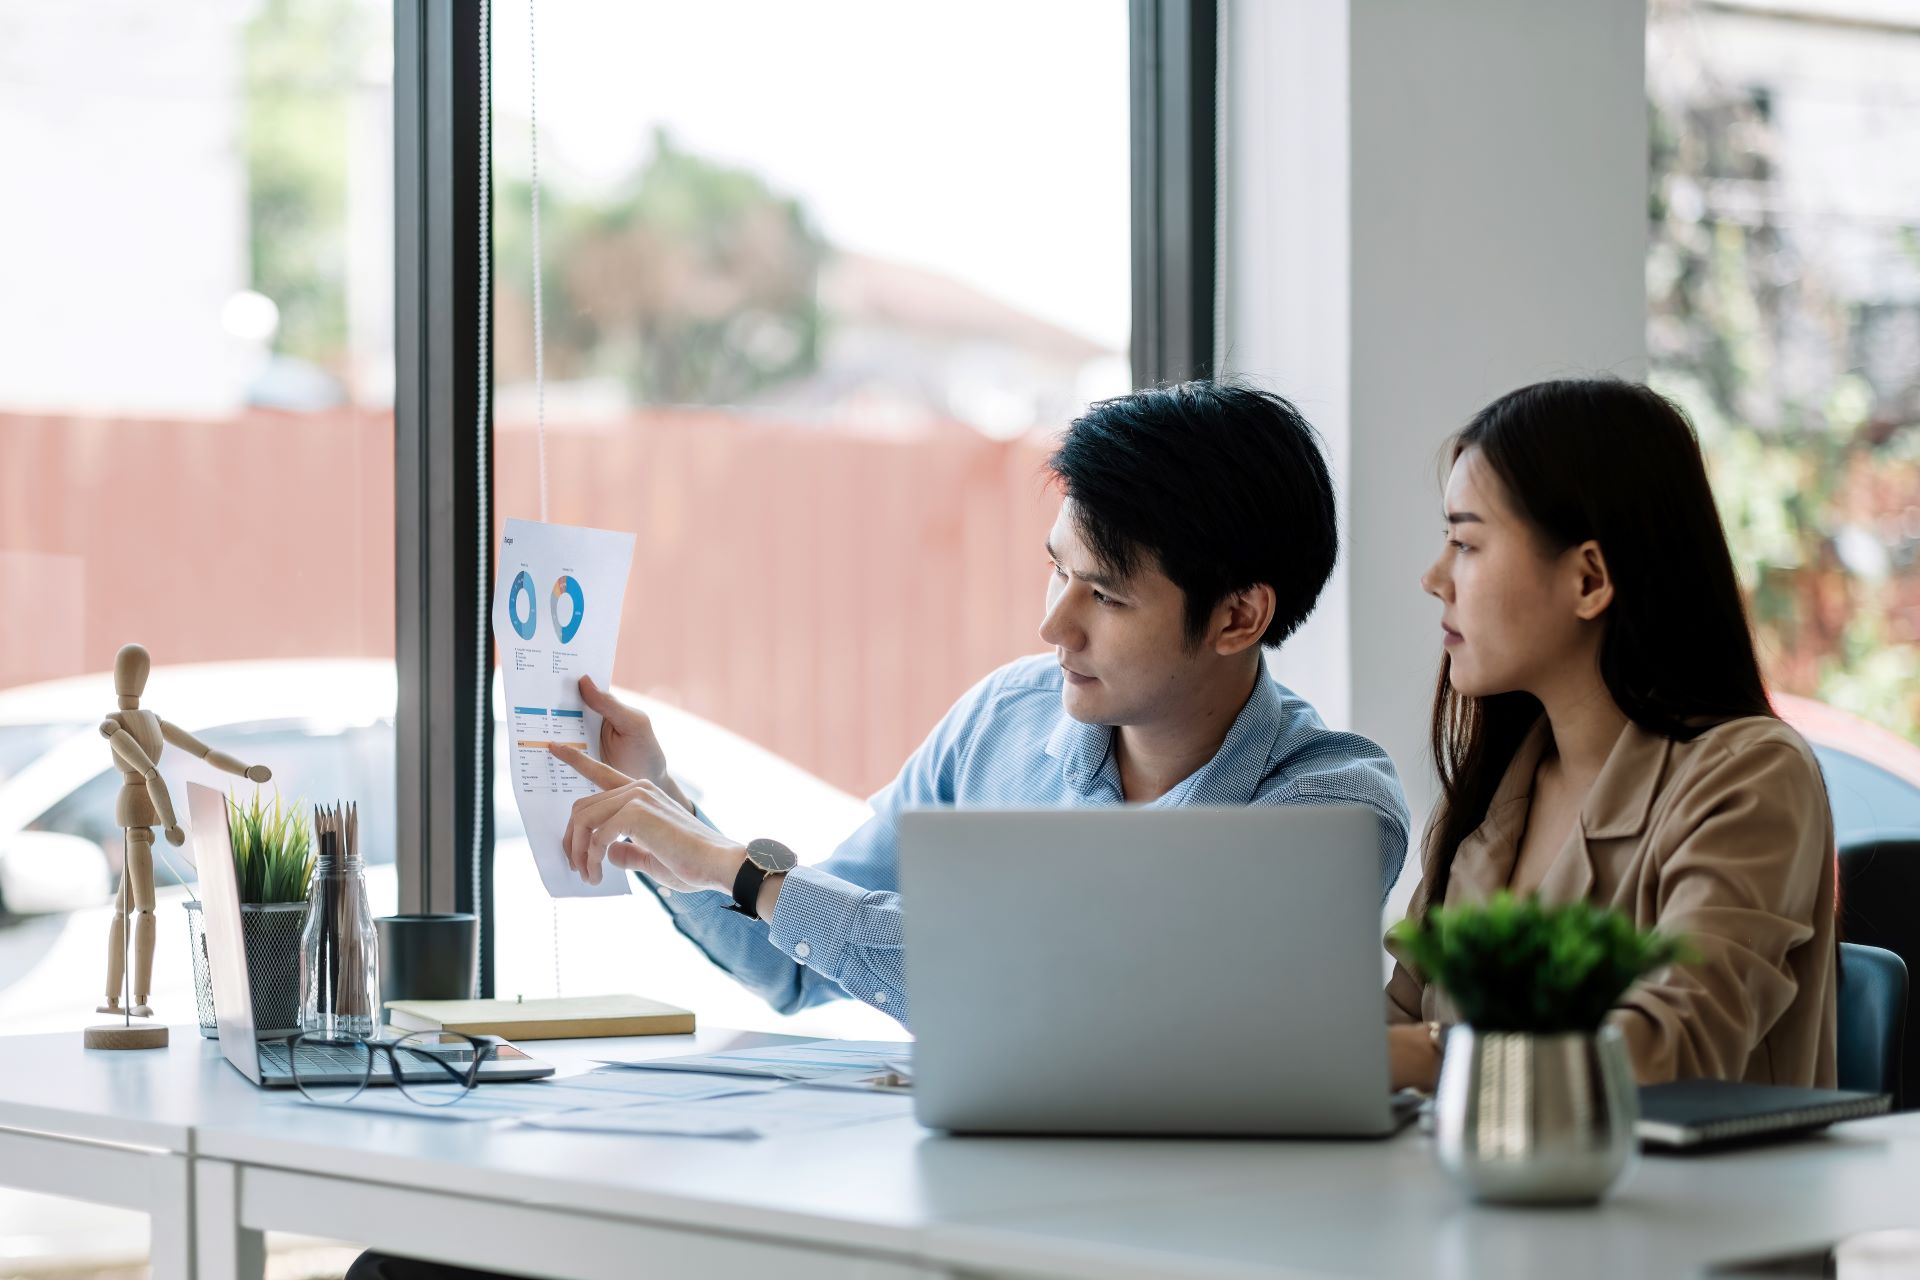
[84,1022,170,1050]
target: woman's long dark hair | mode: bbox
[1420,379,1774,912]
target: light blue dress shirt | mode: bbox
[646,653,1411,1029]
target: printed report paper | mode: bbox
[491,518,636,897]
[520,1086,916,1139]
[595,1039,914,1082]
[293,1072,775,1123]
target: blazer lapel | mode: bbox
[1537,721,1672,906]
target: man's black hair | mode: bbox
[1046,380,1337,649]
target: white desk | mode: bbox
[184,1031,1316,1280]
[924,1119,1920,1279]
[8,1027,1920,1280]
[0,1026,219,1279]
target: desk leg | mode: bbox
[146,1155,195,1280]
[195,1160,266,1280]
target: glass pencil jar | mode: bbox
[297,804,380,1039]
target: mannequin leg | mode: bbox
[98,838,130,1014]
[128,828,157,1017]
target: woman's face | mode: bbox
[1420,447,1602,698]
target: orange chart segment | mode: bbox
[510,706,595,797]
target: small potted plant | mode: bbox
[1388,893,1691,1204]
[186,790,313,1038]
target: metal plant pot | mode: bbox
[1433,1023,1639,1204]
[185,900,308,1039]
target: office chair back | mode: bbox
[1838,833,1920,1108]
[1836,942,1907,1105]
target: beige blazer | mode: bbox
[1387,714,1837,1087]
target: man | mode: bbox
[345,382,1412,1279]
[550,381,1411,1028]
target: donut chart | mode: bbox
[508,571,538,640]
[550,574,585,644]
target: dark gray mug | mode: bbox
[375,913,477,1016]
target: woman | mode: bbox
[1386,378,1836,1091]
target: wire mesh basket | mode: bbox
[184,899,308,1039]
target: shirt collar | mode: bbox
[1044,669,1286,804]
[1045,709,1114,796]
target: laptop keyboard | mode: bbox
[258,1041,472,1082]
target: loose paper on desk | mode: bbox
[596,1039,913,1082]
[490,518,636,897]
[294,1072,777,1124]
[521,1086,916,1139]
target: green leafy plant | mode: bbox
[226,789,313,905]
[1388,893,1693,1034]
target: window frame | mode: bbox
[1132,0,1218,385]
[393,0,494,991]
[392,0,1214,996]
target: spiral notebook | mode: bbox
[1637,1081,1891,1151]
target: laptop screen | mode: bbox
[187,782,264,1083]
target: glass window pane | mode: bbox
[486,0,1129,1034]
[1649,2,1920,771]
[0,1,398,1055]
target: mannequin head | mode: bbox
[114,644,151,708]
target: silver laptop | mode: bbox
[900,806,1408,1136]
[187,783,553,1088]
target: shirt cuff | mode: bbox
[650,875,733,922]
[764,865,861,980]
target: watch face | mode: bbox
[746,838,799,873]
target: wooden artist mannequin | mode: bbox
[85,644,271,1050]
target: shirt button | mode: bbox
[872,991,888,1005]
[657,886,673,899]
[795,942,811,960]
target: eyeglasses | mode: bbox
[283,1031,495,1107]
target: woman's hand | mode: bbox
[549,743,745,894]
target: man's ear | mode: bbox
[1571,540,1614,622]
[1212,583,1276,656]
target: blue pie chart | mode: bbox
[550,575,585,644]
[508,571,537,640]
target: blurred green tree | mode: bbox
[492,127,827,406]
[242,0,371,368]
[1648,28,1920,741]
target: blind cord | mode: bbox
[525,0,563,1000]
[530,0,548,527]
[470,0,490,999]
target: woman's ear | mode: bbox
[1572,540,1614,622]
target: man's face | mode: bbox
[1038,501,1209,726]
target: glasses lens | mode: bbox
[392,1031,485,1106]
[289,1034,373,1104]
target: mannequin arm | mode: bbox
[160,720,271,783]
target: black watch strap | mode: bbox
[724,839,797,920]
[727,856,771,919]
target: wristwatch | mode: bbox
[725,838,798,919]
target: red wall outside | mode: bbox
[0,409,1057,797]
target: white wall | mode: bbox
[0,0,252,416]
[1223,0,1650,912]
